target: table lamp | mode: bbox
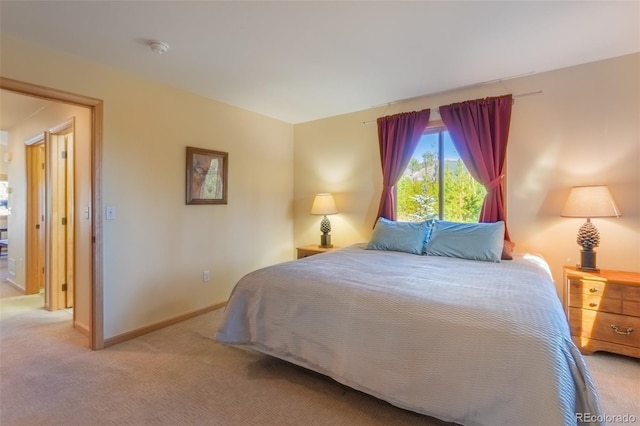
[561,185,621,271]
[311,193,338,248]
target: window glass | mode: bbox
[397,130,486,222]
[0,180,8,216]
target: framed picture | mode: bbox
[186,146,228,205]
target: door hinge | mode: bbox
[36,224,40,229]
[61,151,67,159]
[61,217,67,225]
[61,283,67,291]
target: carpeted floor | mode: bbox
[1,294,638,426]
[0,257,23,299]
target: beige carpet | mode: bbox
[0,257,23,299]
[1,295,638,426]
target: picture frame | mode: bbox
[186,146,228,205]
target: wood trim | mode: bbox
[25,133,45,146]
[48,118,74,135]
[103,303,226,348]
[0,77,101,107]
[91,100,104,349]
[1,77,104,350]
[74,321,90,337]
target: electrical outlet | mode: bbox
[203,270,210,282]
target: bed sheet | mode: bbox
[215,245,602,426]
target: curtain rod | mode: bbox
[369,71,534,109]
[361,90,543,125]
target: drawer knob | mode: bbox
[589,287,599,293]
[610,324,634,335]
[589,302,598,307]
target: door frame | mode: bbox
[1,77,104,350]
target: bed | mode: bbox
[215,238,602,425]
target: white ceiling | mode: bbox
[0,90,52,131]
[1,1,639,124]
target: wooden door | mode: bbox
[25,138,46,295]
[48,121,75,310]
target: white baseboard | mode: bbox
[5,278,25,292]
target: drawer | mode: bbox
[568,292,621,313]
[624,286,640,302]
[569,308,640,348]
[623,300,640,317]
[568,279,622,298]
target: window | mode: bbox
[397,128,486,222]
[0,177,8,216]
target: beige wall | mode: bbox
[2,33,637,337]
[1,36,294,339]
[294,53,640,296]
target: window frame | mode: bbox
[0,174,8,217]
[422,121,447,220]
[396,120,495,222]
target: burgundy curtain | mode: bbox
[439,95,512,240]
[375,109,431,221]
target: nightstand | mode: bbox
[564,266,640,358]
[296,244,339,259]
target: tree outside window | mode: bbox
[397,130,486,222]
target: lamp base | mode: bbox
[319,233,333,248]
[577,249,599,272]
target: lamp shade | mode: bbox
[310,193,338,215]
[561,185,621,218]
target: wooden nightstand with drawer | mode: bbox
[564,266,640,358]
[296,244,339,259]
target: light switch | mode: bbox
[105,205,117,220]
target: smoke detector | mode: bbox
[148,41,169,55]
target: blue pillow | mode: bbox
[424,220,505,262]
[366,218,432,255]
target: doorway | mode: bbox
[0,77,104,350]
